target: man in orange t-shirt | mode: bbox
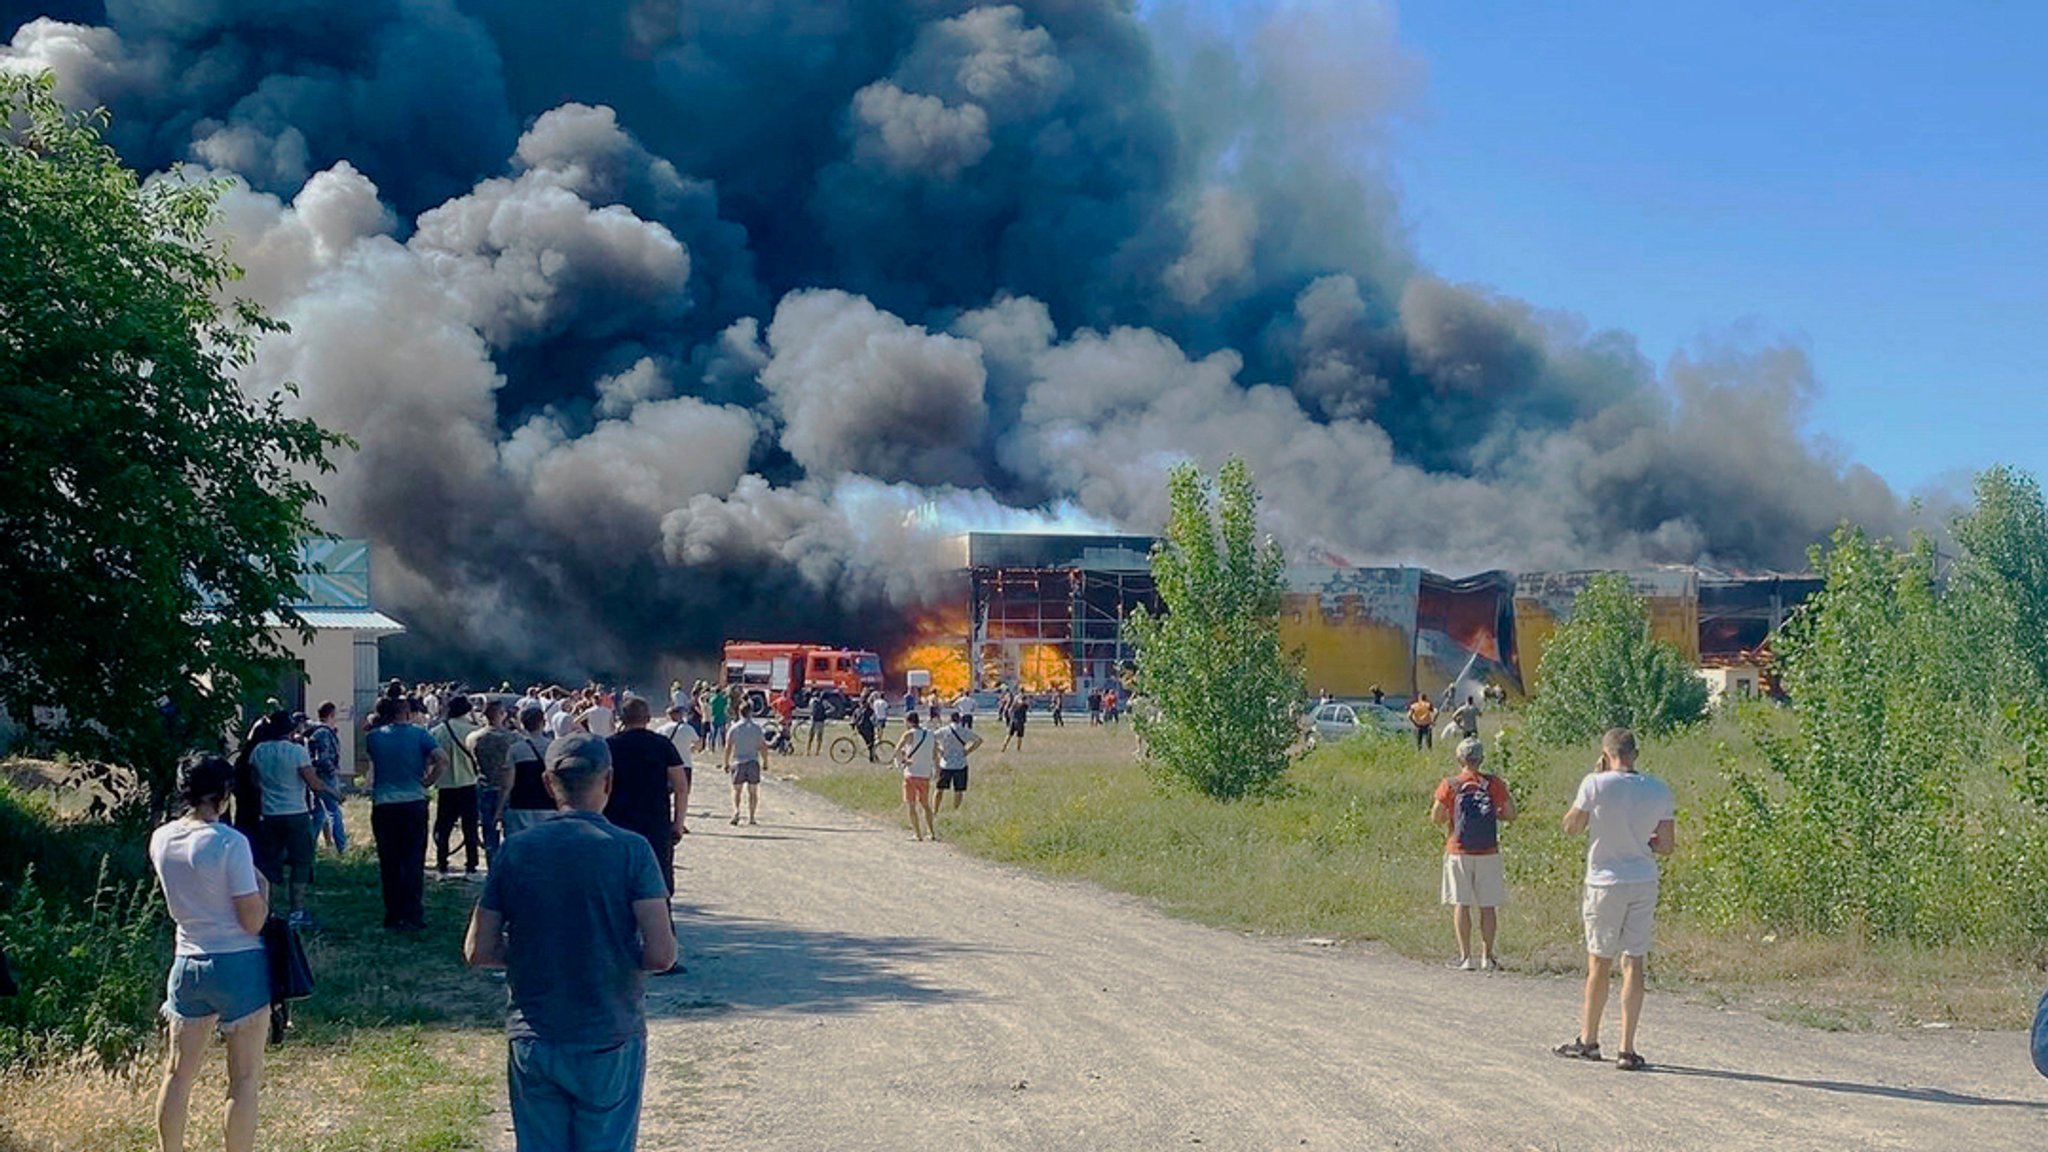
[1429,738,1516,971]
[1407,696,1437,750]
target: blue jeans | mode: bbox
[313,783,347,853]
[509,1035,646,1152]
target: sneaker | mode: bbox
[1449,956,1476,971]
[1480,956,1500,972]
[286,910,316,931]
[729,814,741,826]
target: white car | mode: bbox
[1304,701,1408,748]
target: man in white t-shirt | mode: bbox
[578,698,617,738]
[1553,727,1675,1072]
[894,711,939,841]
[656,705,702,835]
[951,691,977,729]
[932,712,984,831]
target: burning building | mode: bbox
[911,533,1823,704]
[900,533,1162,698]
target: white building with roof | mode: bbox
[267,539,404,773]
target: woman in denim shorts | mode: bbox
[149,754,272,1152]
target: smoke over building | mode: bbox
[3,2,1907,680]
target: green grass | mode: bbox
[794,715,2047,1030]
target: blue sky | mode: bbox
[1189,2,2046,496]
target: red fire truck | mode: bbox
[721,642,884,718]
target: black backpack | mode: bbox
[1451,775,1500,854]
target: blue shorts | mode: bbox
[164,949,270,1031]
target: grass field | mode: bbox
[792,713,2047,1031]
[0,799,506,1152]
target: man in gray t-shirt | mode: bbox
[724,706,769,827]
[466,732,676,1150]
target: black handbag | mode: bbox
[261,916,314,1003]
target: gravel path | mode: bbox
[598,781,2048,1150]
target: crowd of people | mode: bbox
[159,674,1657,1152]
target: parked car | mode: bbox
[1304,701,1407,748]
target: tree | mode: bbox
[1701,528,1981,939]
[1525,573,1707,744]
[1947,466,2048,807]
[1950,465,2048,695]
[0,75,345,802]
[1126,458,1303,800]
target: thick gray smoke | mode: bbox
[2,1,1907,679]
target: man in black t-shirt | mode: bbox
[604,698,688,914]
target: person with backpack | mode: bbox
[1429,737,1515,971]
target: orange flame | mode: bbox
[1015,643,1071,693]
[901,642,971,699]
[896,602,973,698]
[892,601,1075,697]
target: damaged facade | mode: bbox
[916,533,1819,701]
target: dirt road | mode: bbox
[604,781,2046,1151]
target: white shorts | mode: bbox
[1582,881,1659,958]
[1441,853,1507,908]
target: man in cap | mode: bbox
[1430,737,1515,971]
[464,732,677,1150]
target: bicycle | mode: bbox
[828,725,896,765]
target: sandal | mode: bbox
[1615,1051,1647,1072]
[1552,1038,1602,1061]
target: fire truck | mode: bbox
[720,642,884,719]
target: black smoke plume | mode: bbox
[2,1,1907,679]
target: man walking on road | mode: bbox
[1554,727,1675,1072]
[605,699,689,921]
[1430,738,1514,971]
[725,704,768,826]
[655,705,701,836]
[933,711,983,831]
[464,732,676,1151]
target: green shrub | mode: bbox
[1127,458,1304,800]
[0,862,168,1069]
[1525,573,1707,745]
[0,780,152,902]
[1698,528,1999,942]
